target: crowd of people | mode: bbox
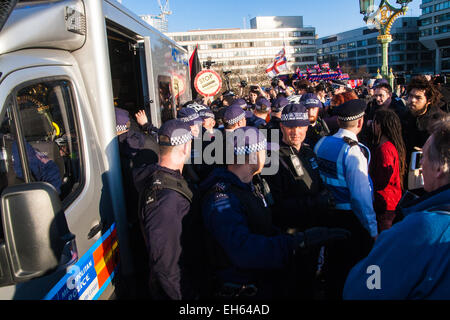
[114,73,450,300]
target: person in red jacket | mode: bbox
[370,109,406,232]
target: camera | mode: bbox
[240,80,247,88]
[434,75,447,85]
[271,77,279,88]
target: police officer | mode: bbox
[115,107,160,297]
[200,126,350,299]
[264,102,336,298]
[133,119,200,300]
[218,104,248,167]
[248,98,270,129]
[314,99,378,300]
[177,107,205,187]
[267,96,289,131]
[302,93,330,148]
[265,103,334,232]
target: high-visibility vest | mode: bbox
[314,135,372,211]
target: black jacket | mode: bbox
[265,142,329,231]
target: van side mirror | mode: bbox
[0,182,76,286]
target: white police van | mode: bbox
[0,0,191,299]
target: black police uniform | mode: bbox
[305,118,330,148]
[134,164,202,300]
[200,167,296,299]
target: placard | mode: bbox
[194,70,222,97]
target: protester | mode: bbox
[343,120,450,300]
[370,109,406,232]
[403,76,447,167]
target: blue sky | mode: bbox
[119,0,422,37]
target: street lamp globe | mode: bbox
[359,0,374,14]
[396,0,413,6]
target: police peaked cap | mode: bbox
[177,107,202,126]
[281,103,310,127]
[223,105,246,125]
[271,96,289,112]
[334,99,367,121]
[158,119,193,146]
[300,93,323,109]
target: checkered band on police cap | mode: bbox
[232,126,267,156]
[158,119,193,146]
[199,109,215,119]
[223,105,246,125]
[281,103,310,127]
[169,132,193,146]
[335,99,367,122]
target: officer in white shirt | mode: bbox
[314,98,378,299]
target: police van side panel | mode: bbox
[0,0,191,299]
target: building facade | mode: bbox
[166,16,317,84]
[317,17,433,78]
[418,0,450,74]
[140,14,168,33]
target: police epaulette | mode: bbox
[343,136,358,147]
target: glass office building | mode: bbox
[419,0,450,74]
[166,16,317,83]
[317,17,433,78]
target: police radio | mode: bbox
[289,153,305,178]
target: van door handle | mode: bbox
[87,222,103,239]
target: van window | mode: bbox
[1,80,82,202]
[158,75,176,123]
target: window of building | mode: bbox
[407,53,418,60]
[368,47,378,55]
[422,5,433,15]
[347,42,356,49]
[368,57,378,65]
[301,31,315,37]
[367,37,377,45]
[358,58,367,65]
[442,48,450,58]
[434,24,450,35]
[435,1,450,12]
[407,32,419,40]
[357,39,368,47]
[419,17,433,26]
[420,28,433,37]
[348,50,356,58]
[442,59,450,70]
[357,49,367,56]
[435,12,450,23]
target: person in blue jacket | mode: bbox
[201,126,350,299]
[343,120,450,300]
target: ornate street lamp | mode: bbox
[359,0,413,88]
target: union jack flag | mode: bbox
[266,49,288,78]
[321,63,330,70]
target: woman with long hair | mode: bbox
[370,109,406,232]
